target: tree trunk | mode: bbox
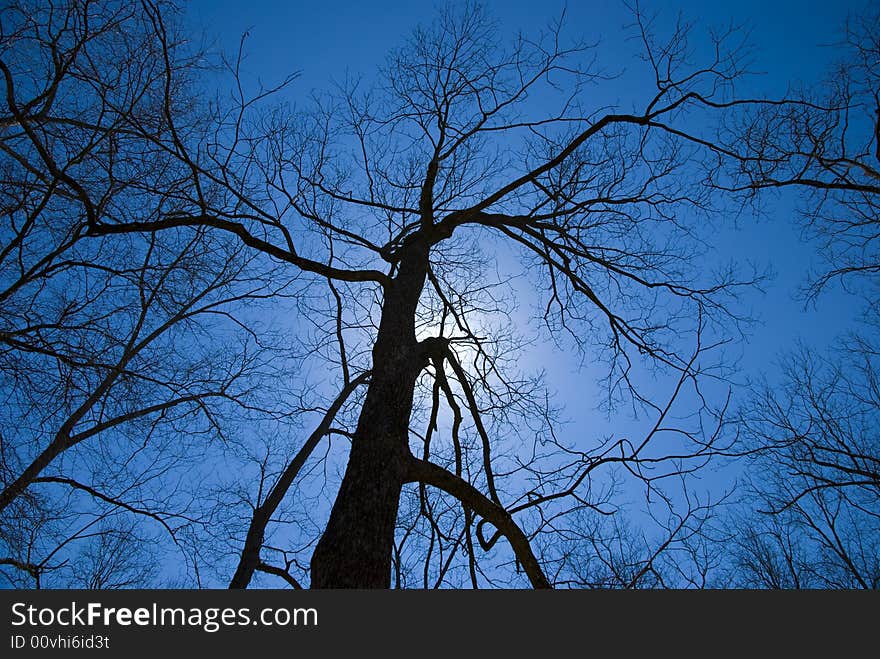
[309,241,429,588]
[229,510,268,589]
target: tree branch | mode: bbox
[405,456,551,589]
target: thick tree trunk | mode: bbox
[309,241,429,588]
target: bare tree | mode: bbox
[726,6,880,301]
[730,342,880,589]
[716,5,880,589]
[3,0,772,588]
[0,0,304,587]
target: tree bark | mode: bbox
[309,240,429,588]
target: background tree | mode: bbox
[728,6,880,302]
[730,343,880,588]
[89,1,758,588]
[0,0,303,587]
[717,6,880,589]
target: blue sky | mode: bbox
[186,0,859,86]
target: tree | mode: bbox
[0,0,303,587]
[3,0,771,588]
[727,6,880,302]
[718,5,880,589]
[732,343,880,588]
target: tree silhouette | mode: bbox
[721,7,880,589]
[2,0,796,588]
[726,6,880,302]
[0,0,304,587]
